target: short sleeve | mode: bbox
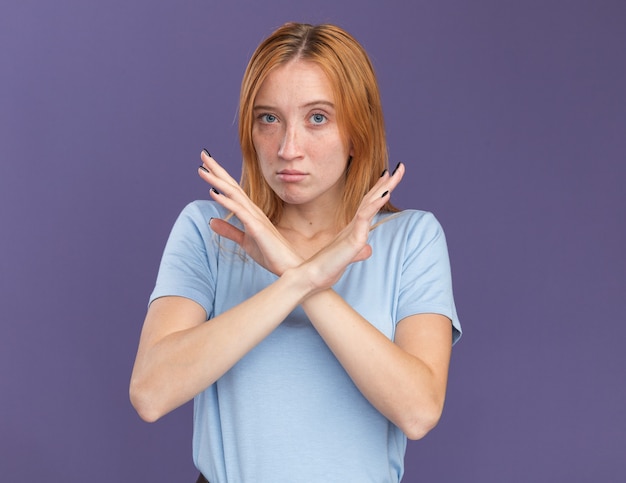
[149,201,225,319]
[396,212,462,345]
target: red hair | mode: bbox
[239,23,397,225]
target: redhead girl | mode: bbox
[130,22,461,483]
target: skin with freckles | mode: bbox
[252,59,352,219]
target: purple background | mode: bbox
[1,1,624,481]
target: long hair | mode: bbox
[239,22,398,225]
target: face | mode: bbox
[252,60,352,209]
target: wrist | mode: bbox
[281,262,321,302]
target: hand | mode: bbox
[299,163,405,291]
[198,151,302,275]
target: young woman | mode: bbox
[130,22,461,483]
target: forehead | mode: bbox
[254,59,335,106]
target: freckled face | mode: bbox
[252,60,352,208]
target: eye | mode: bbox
[310,113,327,125]
[259,113,278,123]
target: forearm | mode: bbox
[300,289,448,439]
[130,268,311,422]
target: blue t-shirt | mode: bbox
[150,200,461,483]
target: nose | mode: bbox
[277,125,302,161]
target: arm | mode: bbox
[301,292,452,440]
[294,205,456,439]
[130,153,310,422]
[129,268,312,422]
[289,199,453,438]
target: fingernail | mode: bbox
[203,148,212,157]
[381,190,389,198]
[392,162,401,175]
[199,165,210,174]
[380,169,388,177]
[210,187,220,195]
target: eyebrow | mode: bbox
[253,100,335,111]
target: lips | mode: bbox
[277,169,307,182]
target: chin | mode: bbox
[274,187,310,205]
[278,194,308,205]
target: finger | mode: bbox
[200,151,240,187]
[199,165,259,218]
[208,189,284,253]
[374,162,405,198]
[198,155,264,214]
[208,187,249,220]
[199,168,242,199]
[351,244,372,263]
[357,162,406,218]
[386,161,405,190]
[344,164,405,237]
[209,218,245,246]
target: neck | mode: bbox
[276,205,341,260]
[277,202,341,239]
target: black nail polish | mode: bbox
[380,169,388,177]
[392,162,401,175]
[203,148,212,157]
[210,188,220,195]
[381,190,389,198]
[199,165,210,174]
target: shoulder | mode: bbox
[178,200,231,222]
[164,201,235,248]
[378,209,437,223]
[171,200,236,232]
[375,209,444,238]
[370,210,450,260]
